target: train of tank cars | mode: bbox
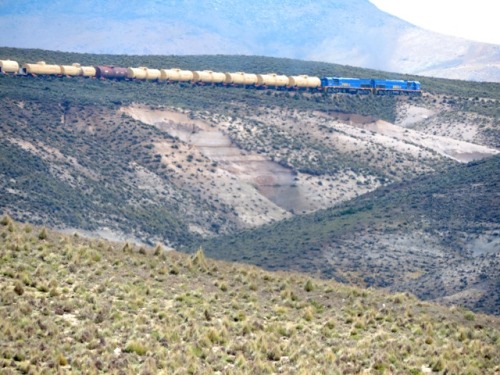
[0,59,421,95]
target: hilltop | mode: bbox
[0,218,499,374]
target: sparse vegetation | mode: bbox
[0,47,498,321]
[0,220,498,373]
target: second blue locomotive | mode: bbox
[321,77,421,95]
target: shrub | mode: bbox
[219,282,228,292]
[303,306,314,322]
[38,228,48,240]
[57,353,68,366]
[154,244,163,256]
[169,264,179,275]
[122,243,132,253]
[13,281,24,296]
[304,279,314,292]
[464,311,475,321]
[37,284,49,293]
[1,215,12,226]
[124,341,147,356]
[432,357,445,372]
[206,328,226,345]
[190,247,208,270]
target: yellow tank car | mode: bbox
[145,68,161,80]
[60,63,82,76]
[257,73,289,87]
[224,72,258,85]
[0,59,19,74]
[210,71,226,84]
[22,61,62,75]
[192,70,226,84]
[192,70,210,82]
[287,75,321,89]
[80,66,96,77]
[127,67,148,80]
[160,68,194,82]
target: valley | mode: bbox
[0,49,499,315]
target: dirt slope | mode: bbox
[121,100,497,222]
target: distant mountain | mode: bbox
[1,0,499,82]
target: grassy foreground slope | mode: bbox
[0,217,499,374]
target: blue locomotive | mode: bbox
[321,77,421,95]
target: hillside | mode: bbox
[1,218,499,374]
[201,156,500,314]
[1,48,499,314]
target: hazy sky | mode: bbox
[369,0,500,45]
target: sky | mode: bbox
[369,0,500,45]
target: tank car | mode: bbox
[94,65,128,79]
[224,72,258,86]
[60,63,83,77]
[0,59,19,74]
[160,68,194,82]
[192,70,226,84]
[287,75,321,89]
[145,68,161,80]
[256,73,289,88]
[21,61,62,76]
[80,66,97,77]
[127,66,148,80]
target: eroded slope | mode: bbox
[2,90,498,248]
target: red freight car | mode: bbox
[94,65,128,79]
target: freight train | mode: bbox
[0,59,422,95]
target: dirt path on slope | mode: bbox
[121,106,317,226]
